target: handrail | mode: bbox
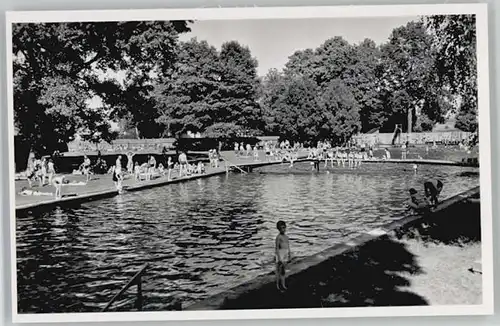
[220,155,247,174]
[102,264,148,312]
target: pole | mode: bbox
[136,275,143,311]
[407,108,412,144]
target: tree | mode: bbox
[12,21,190,154]
[154,38,221,137]
[284,36,354,87]
[204,122,244,139]
[344,39,385,132]
[217,41,263,134]
[379,21,447,133]
[424,15,477,132]
[317,79,361,145]
[154,40,263,138]
[261,74,320,144]
[261,73,360,145]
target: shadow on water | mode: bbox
[220,198,481,310]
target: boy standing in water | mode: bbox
[275,220,291,291]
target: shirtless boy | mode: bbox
[407,188,430,213]
[275,220,291,291]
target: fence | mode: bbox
[67,139,176,153]
[353,131,472,146]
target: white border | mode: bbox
[5,3,493,324]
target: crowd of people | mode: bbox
[106,151,212,193]
[20,139,456,210]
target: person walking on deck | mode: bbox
[178,152,188,177]
[112,165,123,194]
[402,141,409,160]
[167,156,174,180]
[126,151,136,173]
[52,175,65,200]
[384,148,391,160]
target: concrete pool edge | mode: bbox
[15,169,228,215]
[362,158,479,167]
[184,186,480,311]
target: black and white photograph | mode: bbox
[6,3,493,323]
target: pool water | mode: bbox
[16,162,479,313]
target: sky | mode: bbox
[179,16,419,77]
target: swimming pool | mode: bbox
[16,162,479,313]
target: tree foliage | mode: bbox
[153,39,262,137]
[261,71,359,145]
[379,21,448,133]
[12,21,190,154]
[424,15,477,132]
[154,39,221,137]
[13,16,478,151]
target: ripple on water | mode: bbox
[16,162,479,313]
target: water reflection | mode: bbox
[16,162,479,313]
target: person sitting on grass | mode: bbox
[424,179,444,207]
[275,220,291,291]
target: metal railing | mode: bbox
[102,264,148,312]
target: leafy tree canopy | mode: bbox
[13,21,190,154]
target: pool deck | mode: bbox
[14,150,477,215]
[14,151,310,214]
[185,186,480,310]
